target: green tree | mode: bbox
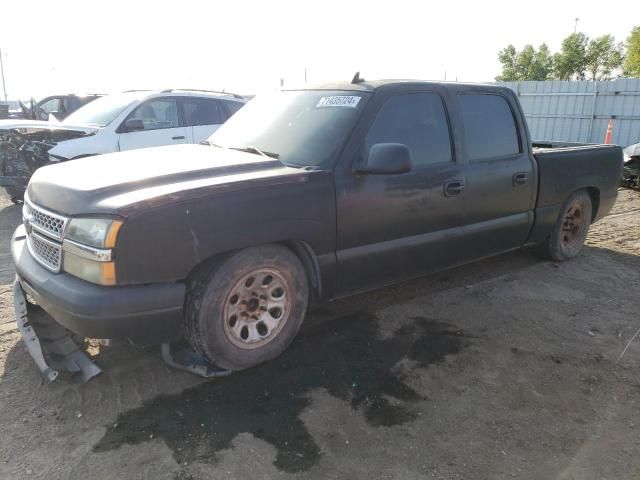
[585,35,625,80]
[496,43,553,81]
[530,43,554,80]
[624,26,640,77]
[553,33,589,80]
[496,44,518,81]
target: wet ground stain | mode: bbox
[94,312,469,473]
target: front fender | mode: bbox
[113,172,337,286]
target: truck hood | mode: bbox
[26,144,313,215]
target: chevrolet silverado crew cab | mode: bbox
[12,78,623,381]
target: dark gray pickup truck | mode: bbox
[12,79,623,381]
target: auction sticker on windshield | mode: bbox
[316,96,361,108]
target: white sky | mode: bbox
[1,0,638,99]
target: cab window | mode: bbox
[365,93,453,166]
[459,94,520,161]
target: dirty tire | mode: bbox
[535,190,592,261]
[184,245,309,371]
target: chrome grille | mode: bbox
[27,233,62,272]
[23,196,68,272]
[23,200,68,240]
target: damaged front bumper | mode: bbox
[13,277,102,382]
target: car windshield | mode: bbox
[63,92,145,127]
[208,90,370,168]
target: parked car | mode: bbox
[621,141,639,189]
[18,94,104,121]
[0,89,246,202]
[12,79,623,382]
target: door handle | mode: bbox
[513,172,528,186]
[172,135,186,140]
[444,180,465,197]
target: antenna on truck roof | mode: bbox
[351,72,365,84]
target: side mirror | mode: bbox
[356,143,412,175]
[124,118,145,132]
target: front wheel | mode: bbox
[535,190,592,261]
[184,245,309,371]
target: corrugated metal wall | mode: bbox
[500,79,640,146]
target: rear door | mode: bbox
[117,97,190,151]
[180,97,226,143]
[456,90,536,259]
[335,87,469,294]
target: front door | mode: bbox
[335,89,468,294]
[117,97,191,151]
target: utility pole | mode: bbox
[0,48,7,102]
[573,17,579,33]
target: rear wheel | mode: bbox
[184,245,309,370]
[535,190,592,261]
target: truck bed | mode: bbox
[525,142,623,245]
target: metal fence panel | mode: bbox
[500,79,640,146]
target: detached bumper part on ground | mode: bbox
[13,278,102,382]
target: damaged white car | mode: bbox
[0,89,245,202]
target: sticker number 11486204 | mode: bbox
[316,96,361,108]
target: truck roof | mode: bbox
[294,78,507,93]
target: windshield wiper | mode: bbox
[229,145,280,159]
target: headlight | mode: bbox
[62,217,122,285]
[66,217,122,248]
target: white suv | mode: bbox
[47,89,245,160]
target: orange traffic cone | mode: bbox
[604,119,613,144]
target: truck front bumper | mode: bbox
[12,225,185,345]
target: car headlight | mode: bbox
[65,218,121,248]
[62,217,122,285]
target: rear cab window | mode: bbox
[459,94,520,161]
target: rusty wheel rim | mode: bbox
[222,268,291,350]
[561,203,584,248]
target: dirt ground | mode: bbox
[0,189,639,480]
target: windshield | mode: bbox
[208,90,370,168]
[63,92,145,127]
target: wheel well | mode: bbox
[280,240,322,302]
[585,187,600,222]
[185,241,322,301]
